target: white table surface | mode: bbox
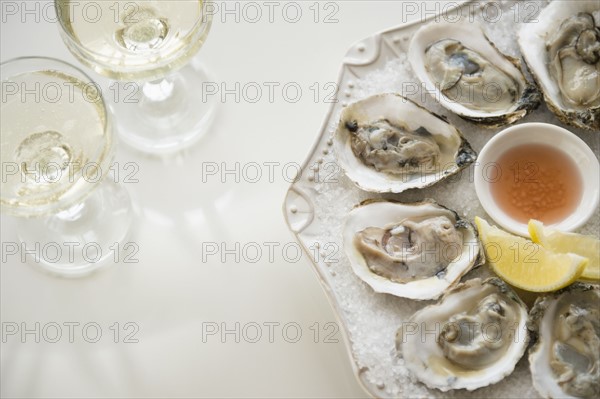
[1,1,455,397]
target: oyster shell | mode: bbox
[528,283,600,398]
[396,278,530,391]
[518,1,600,131]
[343,199,482,300]
[334,94,476,193]
[409,22,540,127]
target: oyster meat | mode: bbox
[334,94,476,193]
[528,283,600,398]
[548,13,600,109]
[519,1,600,130]
[355,216,463,283]
[409,22,539,127]
[348,120,440,175]
[396,278,530,391]
[344,200,481,300]
[425,39,522,113]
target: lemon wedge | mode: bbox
[475,217,588,292]
[528,219,600,281]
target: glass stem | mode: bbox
[142,76,176,102]
[54,201,87,222]
[48,199,91,234]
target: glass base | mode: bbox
[17,179,134,278]
[109,59,218,154]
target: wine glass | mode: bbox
[1,57,133,277]
[55,0,216,154]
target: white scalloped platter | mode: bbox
[283,1,600,398]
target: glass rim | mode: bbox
[2,55,97,82]
[54,0,214,67]
[1,55,114,217]
[1,54,111,145]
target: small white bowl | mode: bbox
[474,123,599,236]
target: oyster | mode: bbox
[334,94,476,193]
[396,278,530,391]
[528,283,600,398]
[519,1,600,131]
[343,199,482,300]
[409,22,540,127]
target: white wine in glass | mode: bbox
[1,57,133,277]
[55,0,216,153]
